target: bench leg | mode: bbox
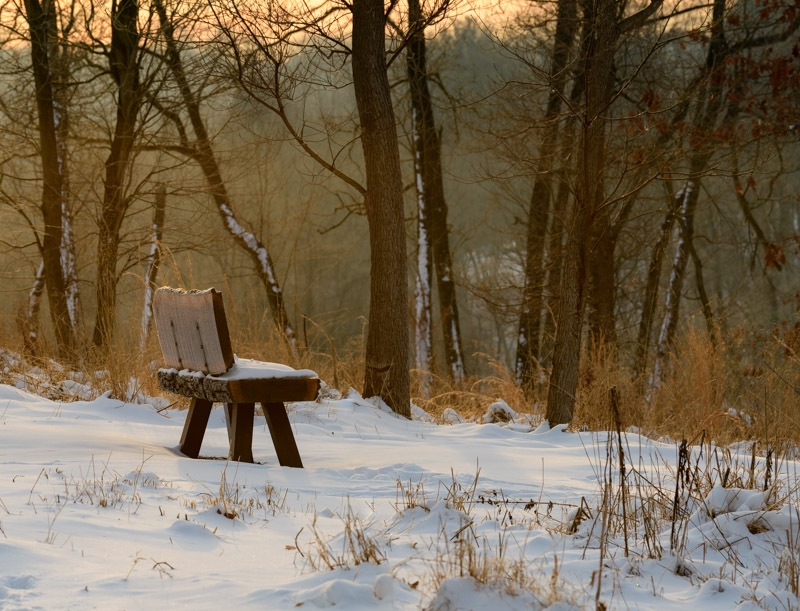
[224,403,234,446]
[262,402,303,468]
[227,402,255,463]
[180,398,213,458]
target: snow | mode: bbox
[1,378,799,609]
[219,202,279,295]
[206,356,317,380]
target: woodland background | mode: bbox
[1,0,799,438]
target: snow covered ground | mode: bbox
[1,378,799,610]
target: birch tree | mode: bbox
[649,0,800,390]
[140,184,166,350]
[22,0,81,359]
[407,0,465,392]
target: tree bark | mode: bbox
[587,212,618,351]
[546,0,619,425]
[539,188,565,369]
[23,0,77,360]
[352,0,411,417]
[690,241,717,346]
[650,0,729,390]
[651,180,700,388]
[540,76,585,370]
[18,261,46,357]
[413,140,433,394]
[516,0,579,397]
[633,185,681,383]
[407,0,465,386]
[93,0,142,349]
[140,185,166,350]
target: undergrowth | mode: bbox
[6,312,800,607]
[1,312,799,448]
[295,437,800,608]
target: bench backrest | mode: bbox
[152,287,234,375]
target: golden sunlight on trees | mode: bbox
[0,0,797,425]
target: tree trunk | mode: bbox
[61,204,81,335]
[650,0,729,390]
[540,77,585,370]
[633,185,681,383]
[23,0,76,360]
[516,0,579,397]
[546,211,590,425]
[18,262,46,357]
[546,0,618,425]
[140,185,166,350]
[154,0,297,352]
[49,10,82,340]
[352,0,411,417]
[690,241,717,346]
[652,180,699,388]
[587,212,618,351]
[539,191,565,369]
[407,0,465,385]
[413,140,433,395]
[93,0,142,349]
[409,2,432,394]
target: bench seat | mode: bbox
[158,358,320,403]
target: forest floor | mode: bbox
[0,359,798,610]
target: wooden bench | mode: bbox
[153,287,319,467]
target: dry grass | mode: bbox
[564,328,800,448]
[411,354,534,422]
[424,527,573,606]
[3,304,800,448]
[644,329,731,441]
[572,340,641,432]
[646,328,800,446]
[192,465,289,520]
[299,500,387,572]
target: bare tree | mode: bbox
[140,184,166,350]
[352,0,411,415]
[213,0,423,414]
[546,0,663,425]
[514,0,579,398]
[407,0,465,392]
[649,0,800,390]
[92,0,145,349]
[22,0,80,359]
[153,0,298,352]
